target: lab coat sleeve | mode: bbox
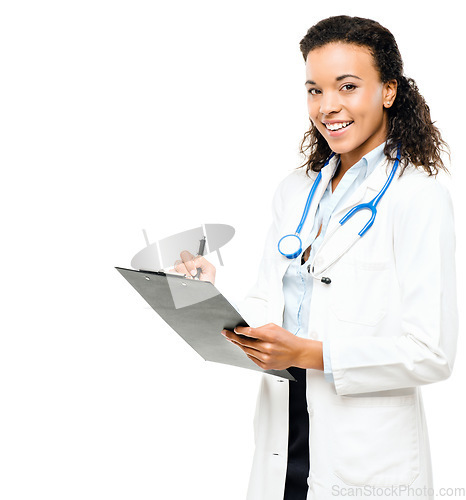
[330,179,459,396]
[322,340,334,383]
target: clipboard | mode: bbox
[115,267,295,381]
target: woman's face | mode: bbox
[305,42,396,163]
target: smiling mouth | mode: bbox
[324,121,354,131]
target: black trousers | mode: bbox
[283,366,310,500]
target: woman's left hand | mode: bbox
[221,323,323,371]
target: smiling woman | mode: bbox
[178,14,458,500]
[299,16,449,182]
[304,43,398,188]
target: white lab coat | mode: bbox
[238,154,458,500]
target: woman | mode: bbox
[174,15,458,500]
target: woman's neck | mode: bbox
[332,139,386,192]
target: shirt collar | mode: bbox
[321,141,386,179]
[361,141,386,178]
[343,141,386,179]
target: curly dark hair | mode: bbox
[298,15,449,176]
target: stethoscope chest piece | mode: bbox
[278,233,303,259]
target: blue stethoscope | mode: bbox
[277,144,401,259]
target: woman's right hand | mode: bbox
[168,250,216,284]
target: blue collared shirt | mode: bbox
[282,142,386,383]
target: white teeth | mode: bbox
[325,121,352,131]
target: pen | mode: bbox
[193,236,206,279]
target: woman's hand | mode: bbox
[221,323,323,371]
[168,250,216,284]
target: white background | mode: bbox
[1,1,464,499]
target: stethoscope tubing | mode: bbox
[338,143,401,236]
[277,144,401,259]
[296,153,335,235]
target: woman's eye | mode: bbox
[308,88,321,95]
[341,84,357,91]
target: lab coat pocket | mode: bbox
[330,393,420,487]
[330,260,389,326]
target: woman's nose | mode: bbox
[319,92,341,115]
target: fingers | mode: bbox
[234,326,259,339]
[180,250,199,277]
[235,324,276,342]
[222,329,265,361]
[170,252,216,285]
[225,333,271,367]
[246,353,267,369]
[221,324,295,371]
[222,329,261,351]
[221,329,273,368]
[170,251,200,278]
[171,259,191,278]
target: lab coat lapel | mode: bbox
[311,157,392,276]
[297,156,339,239]
[277,156,339,272]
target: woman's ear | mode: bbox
[383,79,398,108]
